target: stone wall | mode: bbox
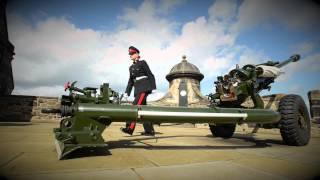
[0,95,61,122]
[308,90,320,123]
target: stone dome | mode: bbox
[166,55,204,81]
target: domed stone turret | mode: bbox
[150,55,208,107]
[166,55,204,82]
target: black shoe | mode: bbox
[141,131,155,136]
[120,127,133,135]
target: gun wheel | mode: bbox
[209,124,236,139]
[279,94,310,146]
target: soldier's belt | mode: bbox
[135,76,148,80]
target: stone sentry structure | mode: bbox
[150,55,209,107]
[0,0,15,95]
[308,90,320,124]
[149,55,209,127]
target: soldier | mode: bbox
[121,46,156,136]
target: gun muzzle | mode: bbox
[290,54,300,62]
[41,105,75,117]
[276,54,301,68]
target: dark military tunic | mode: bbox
[125,60,156,97]
[124,60,156,134]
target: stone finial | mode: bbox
[182,55,187,62]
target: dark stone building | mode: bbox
[0,0,15,95]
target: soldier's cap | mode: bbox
[128,46,140,55]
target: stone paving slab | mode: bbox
[9,169,139,180]
[0,122,319,180]
[135,161,286,180]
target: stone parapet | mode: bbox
[0,95,61,122]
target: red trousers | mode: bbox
[126,92,154,133]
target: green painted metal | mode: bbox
[208,54,300,108]
[258,54,300,68]
[62,81,120,105]
[44,54,301,159]
[53,103,280,159]
[54,115,112,159]
[76,104,280,124]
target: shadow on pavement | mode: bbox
[106,133,284,150]
[0,175,8,180]
[0,122,32,126]
[63,133,285,159]
[231,133,284,146]
[63,147,112,160]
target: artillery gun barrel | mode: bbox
[276,54,300,68]
[44,103,282,159]
[64,104,281,124]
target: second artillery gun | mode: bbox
[207,54,309,140]
[209,54,301,108]
[42,54,310,159]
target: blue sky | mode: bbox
[6,0,320,104]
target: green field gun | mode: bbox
[42,54,310,160]
[62,81,122,104]
[208,54,300,108]
[42,81,122,115]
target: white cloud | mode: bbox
[8,15,111,89]
[13,85,67,97]
[118,1,177,45]
[199,53,236,80]
[237,47,268,66]
[148,90,166,102]
[8,0,318,102]
[7,0,257,97]
[291,42,315,56]
[233,0,320,32]
[159,0,187,14]
[175,16,235,52]
[277,53,320,81]
[208,0,237,22]
[300,54,320,72]
[9,1,183,97]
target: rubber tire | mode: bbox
[279,94,311,146]
[209,124,236,138]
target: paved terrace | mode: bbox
[0,122,319,180]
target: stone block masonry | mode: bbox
[0,95,61,122]
[309,90,320,124]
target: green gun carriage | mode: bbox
[43,54,310,159]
